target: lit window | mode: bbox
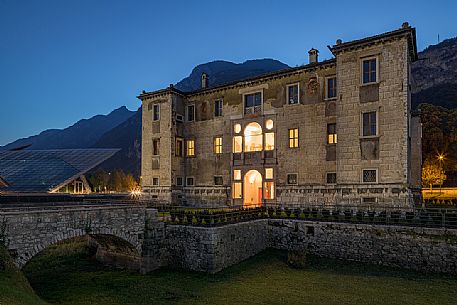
[362,111,377,137]
[289,128,299,148]
[175,138,183,157]
[327,77,337,99]
[326,173,336,184]
[214,176,223,185]
[327,123,337,144]
[214,137,222,154]
[264,182,275,199]
[234,170,241,181]
[215,99,223,117]
[362,169,377,183]
[152,139,160,155]
[244,122,263,152]
[186,177,194,186]
[287,174,297,185]
[233,136,242,153]
[265,168,273,179]
[232,182,242,198]
[152,177,159,186]
[186,140,195,157]
[186,105,195,122]
[234,124,241,134]
[265,119,274,130]
[287,84,299,104]
[362,58,377,84]
[244,92,262,115]
[152,104,160,121]
[265,133,275,151]
[176,177,183,186]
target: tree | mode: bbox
[125,174,139,192]
[422,160,446,191]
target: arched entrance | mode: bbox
[244,170,262,208]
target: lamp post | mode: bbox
[437,154,445,195]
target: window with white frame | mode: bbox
[232,169,242,199]
[186,139,195,157]
[214,99,223,117]
[362,111,377,137]
[244,92,262,115]
[362,169,377,183]
[362,58,377,84]
[287,83,299,104]
[152,177,159,186]
[186,177,194,186]
[152,104,160,121]
[264,168,274,199]
[186,104,195,121]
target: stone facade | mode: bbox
[139,24,421,208]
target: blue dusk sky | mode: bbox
[0,0,456,145]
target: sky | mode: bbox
[0,0,456,146]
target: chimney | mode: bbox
[201,72,208,89]
[308,48,319,64]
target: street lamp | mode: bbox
[437,154,445,195]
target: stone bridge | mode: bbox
[0,203,153,268]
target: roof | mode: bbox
[329,24,417,61]
[0,149,119,193]
[0,176,8,187]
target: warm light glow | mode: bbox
[232,182,242,198]
[265,132,275,150]
[265,119,274,130]
[234,124,241,134]
[244,170,263,207]
[437,154,445,161]
[265,168,273,179]
[244,122,263,152]
[233,136,242,153]
[234,170,241,181]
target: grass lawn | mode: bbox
[17,239,457,305]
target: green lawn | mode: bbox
[14,239,457,305]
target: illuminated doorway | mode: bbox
[244,170,262,208]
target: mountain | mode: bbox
[92,108,142,176]
[175,59,290,92]
[1,106,135,151]
[412,37,457,109]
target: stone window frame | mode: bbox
[152,177,160,186]
[214,136,223,154]
[186,104,195,122]
[361,168,378,184]
[288,128,299,148]
[152,138,160,156]
[360,110,379,138]
[214,99,223,117]
[325,75,337,100]
[214,175,223,186]
[286,173,298,185]
[242,90,263,116]
[360,55,380,86]
[152,104,160,121]
[186,139,195,157]
[175,137,184,157]
[176,176,183,186]
[286,82,300,105]
[186,176,195,186]
[327,123,337,144]
[326,172,337,184]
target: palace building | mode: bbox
[138,23,422,208]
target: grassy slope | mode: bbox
[22,241,457,305]
[0,245,48,305]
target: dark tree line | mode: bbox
[86,169,138,193]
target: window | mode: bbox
[244,92,262,115]
[232,182,242,199]
[287,84,299,104]
[326,172,337,184]
[214,137,222,154]
[265,168,273,179]
[233,136,242,153]
[234,124,241,134]
[186,177,194,186]
[176,177,183,186]
[362,169,377,183]
[152,104,160,121]
[186,105,195,121]
[186,140,195,157]
[152,139,160,155]
[265,119,274,130]
[152,177,159,186]
[234,170,241,181]
[362,111,377,137]
[244,122,263,152]
[264,182,275,199]
[265,133,275,151]
[362,58,377,84]
[175,138,183,157]
[287,173,298,185]
[327,77,337,99]
[288,128,299,148]
[214,99,223,117]
[214,176,223,185]
[327,124,337,144]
